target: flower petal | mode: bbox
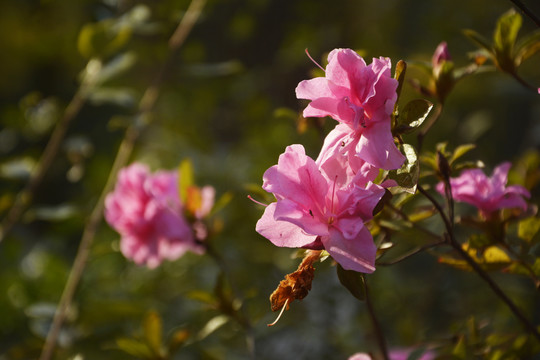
[256,203,318,248]
[323,227,376,273]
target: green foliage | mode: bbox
[336,264,366,301]
[394,99,433,135]
[464,8,540,90]
[388,144,419,193]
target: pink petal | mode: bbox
[256,203,318,248]
[356,121,405,170]
[326,49,366,89]
[274,198,329,237]
[323,227,376,273]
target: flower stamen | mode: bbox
[305,49,325,72]
[248,195,268,207]
[267,298,288,327]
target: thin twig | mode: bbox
[417,102,443,153]
[363,275,389,360]
[0,89,86,243]
[38,1,207,359]
[417,184,540,343]
[509,0,540,27]
[376,240,446,266]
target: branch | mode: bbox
[509,0,540,27]
[363,275,389,360]
[417,184,540,343]
[0,89,86,243]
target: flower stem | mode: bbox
[363,274,389,360]
[417,184,540,343]
[508,0,540,27]
[417,102,443,153]
[38,2,207,359]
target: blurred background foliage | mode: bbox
[0,0,539,359]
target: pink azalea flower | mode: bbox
[296,48,405,170]
[436,162,530,216]
[105,163,203,268]
[255,145,385,273]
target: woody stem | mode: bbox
[363,274,389,360]
[417,184,540,343]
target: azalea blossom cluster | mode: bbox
[256,49,406,273]
[105,163,214,268]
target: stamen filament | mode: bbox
[267,298,289,327]
[305,49,325,72]
[248,195,268,207]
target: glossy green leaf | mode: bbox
[387,144,419,194]
[178,159,194,204]
[393,60,407,117]
[395,99,433,134]
[336,264,366,301]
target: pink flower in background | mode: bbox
[105,163,203,268]
[296,48,405,170]
[255,145,385,273]
[436,162,530,216]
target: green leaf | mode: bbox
[209,192,233,217]
[336,264,366,301]
[493,9,522,72]
[449,144,476,165]
[463,29,493,54]
[393,60,407,116]
[77,20,132,59]
[515,29,540,65]
[387,144,419,194]
[518,217,540,242]
[396,99,433,134]
[187,290,216,305]
[143,310,163,356]
[178,159,194,204]
[197,315,229,341]
[452,335,470,358]
[116,338,154,358]
[494,9,522,55]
